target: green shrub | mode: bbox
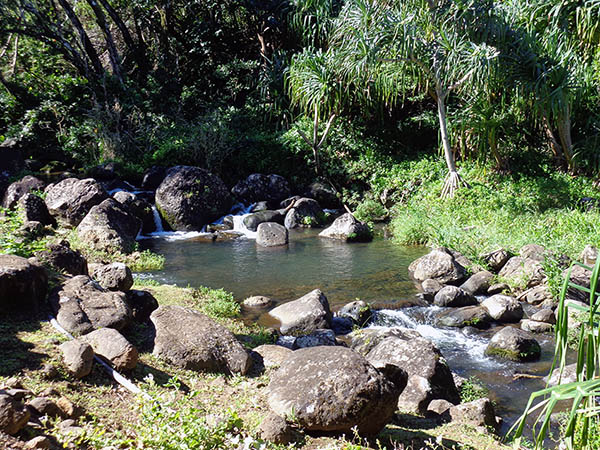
[0,208,49,257]
[194,287,241,319]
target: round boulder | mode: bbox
[481,294,523,323]
[17,193,55,226]
[232,173,291,207]
[319,213,372,242]
[150,305,252,375]
[257,222,288,247]
[434,286,477,307]
[91,262,133,292]
[35,241,88,276]
[155,165,232,231]
[436,306,491,329]
[267,346,399,434]
[2,175,45,209]
[485,326,541,362]
[44,178,109,226]
[59,339,94,379]
[267,289,332,336]
[83,328,138,371]
[77,198,141,254]
[284,198,323,229]
[408,249,467,285]
[0,255,48,313]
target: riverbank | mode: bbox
[0,281,511,450]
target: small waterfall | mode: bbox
[232,213,258,239]
[371,307,499,368]
[152,205,164,233]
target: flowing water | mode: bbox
[138,225,557,438]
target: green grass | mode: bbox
[386,158,600,263]
[459,377,489,403]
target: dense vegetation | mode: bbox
[1,1,600,449]
[1,0,599,192]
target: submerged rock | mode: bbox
[485,326,541,362]
[319,213,372,242]
[267,346,399,434]
[256,222,288,247]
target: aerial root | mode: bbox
[441,170,470,198]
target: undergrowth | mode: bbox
[386,159,600,262]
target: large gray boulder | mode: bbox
[113,191,155,235]
[155,165,232,231]
[319,213,372,242]
[485,326,541,361]
[91,262,133,292]
[480,248,510,272]
[284,198,323,229]
[267,346,400,434]
[59,339,94,379]
[48,275,132,335]
[17,193,55,226]
[232,174,291,207]
[2,175,45,209]
[460,271,494,296]
[498,256,545,288]
[365,336,459,414]
[77,198,141,253]
[448,398,499,431]
[150,305,252,375]
[0,393,30,435]
[44,178,109,226]
[433,286,477,307]
[35,240,88,276]
[83,328,138,371]
[243,210,285,231]
[348,327,421,355]
[256,222,288,247]
[267,289,332,335]
[0,255,48,313]
[481,294,523,322]
[436,306,492,329]
[408,249,467,285]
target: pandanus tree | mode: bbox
[328,0,500,197]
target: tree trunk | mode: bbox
[436,83,468,198]
[85,0,124,84]
[557,107,574,170]
[57,0,104,77]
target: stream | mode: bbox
[138,220,557,439]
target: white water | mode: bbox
[371,307,501,369]
[138,202,258,241]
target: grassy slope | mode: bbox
[387,158,600,262]
[0,281,510,450]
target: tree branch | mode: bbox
[316,114,336,149]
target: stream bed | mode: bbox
[139,227,557,438]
